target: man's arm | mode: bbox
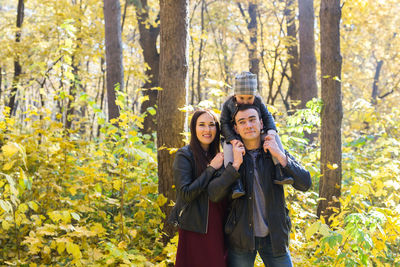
[263,134,311,191]
[283,152,312,192]
[208,164,240,202]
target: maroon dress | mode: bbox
[175,199,227,267]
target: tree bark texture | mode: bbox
[65,57,79,129]
[0,67,3,100]
[318,0,343,222]
[284,0,300,111]
[8,0,24,116]
[248,2,260,91]
[196,0,205,102]
[136,0,160,135]
[104,0,123,121]
[298,0,318,108]
[371,60,383,105]
[158,0,189,239]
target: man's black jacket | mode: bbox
[208,148,311,256]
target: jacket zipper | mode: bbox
[178,203,188,218]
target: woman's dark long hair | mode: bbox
[189,110,221,176]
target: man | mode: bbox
[208,104,311,267]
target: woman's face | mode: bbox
[196,112,217,150]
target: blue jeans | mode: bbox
[228,235,293,267]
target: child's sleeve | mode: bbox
[220,99,238,143]
[256,96,277,132]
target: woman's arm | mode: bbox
[173,149,216,202]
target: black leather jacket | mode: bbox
[220,96,277,143]
[208,148,311,256]
[168,145,240,233]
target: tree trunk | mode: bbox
[196,0,206,102]
[97,58,106,137]
[371,60,383,105]
[284,0,300,112]
[318,0,343,223]
[136,0,160,135]
[158,0,189,240]
[248,1,259,91]
[8,0,24,116]
[298,0,318,108]
[65,57,79,129]
[0,67,2,100]
[104,0,123,122]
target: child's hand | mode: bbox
[266,129,277,137]
[230,139,241,146]
[263,134,279,155]
[263,134,287,167]
[209,152,224,170]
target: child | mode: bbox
[220,71,293,199]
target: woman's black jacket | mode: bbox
[168,145,241,234]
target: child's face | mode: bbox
[235,95,255,104]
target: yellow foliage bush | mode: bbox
[0,107,168,266]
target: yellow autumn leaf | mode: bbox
[66,242,82,259]
[18,203,29,214]
[43,246,51,255]
[48,211,62,223]
[305,221,320,240]
[0,200,12,213]
[129,229,137,239]
[156,194,168,206]
[327,163,338,170]
[2,220,11,231]
[69,187,77,196]
[138,95,149,104]
[113,180,121,191]
[90,222,106,236]
[134,210,145,221]
[2,143,19,158]
[61,211,71,223]
[118,241,128,249]
[3,160,16,171]
[57,241,66,254]
[168,148,178,154]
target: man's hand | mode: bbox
[263,134,288,167]
[232,141,245,170]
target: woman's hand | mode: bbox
[232,141,245,170]
[209,152,224,170]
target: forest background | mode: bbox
[0,0,399,266]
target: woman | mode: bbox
[169,109,240,267]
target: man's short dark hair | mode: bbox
[232,104,262,124]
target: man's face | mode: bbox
[234,108,263,142]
